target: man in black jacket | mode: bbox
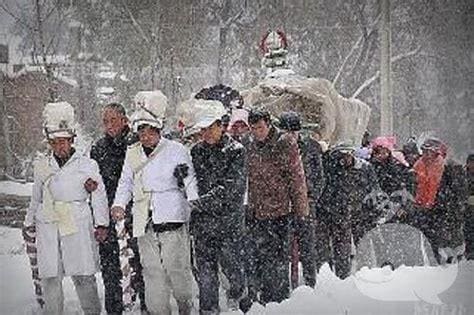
[90,103,145,314]
[370,137,416,224]
[278,112,325,288]
[189,100,247,314]
[320,144,380,279]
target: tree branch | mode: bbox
[0,2,35,31]
[352,46,421,99]
[332,13,381,86]
[120,0,151,46]
[225,8,244,27]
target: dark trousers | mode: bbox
[313,218,332,273]
[99,232,123,314]
[411,209,441,264]
[194,227,245,313]
[329,221,352,279]
[465,204,474,260]
[243,216,258,298]
[250,216,291,304]
[293,219,316,287]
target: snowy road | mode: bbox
[1,226,472,315]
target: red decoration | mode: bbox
[260,29,288,55]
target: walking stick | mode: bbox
[115,219,136,310]
[22,226,45,308]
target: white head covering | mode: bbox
[42,102,76,139]
[131,90,168,131]
[229,108,249,128]
[177,99,227,136]
[194,100,227,129]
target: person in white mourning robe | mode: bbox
[23,102,109,315]
[111,91,199,315]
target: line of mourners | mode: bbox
[24,87,473,315]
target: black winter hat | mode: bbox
[278,111,301,131]
[402,140,419,156]
[466,153,474,163]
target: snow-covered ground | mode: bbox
[0,181,33,197]
[1,225,472,315]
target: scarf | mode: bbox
[414,155,445,209]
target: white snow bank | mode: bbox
[240,262,474,315]
[0,181,32,196]
[1,224,472,314]
[0,226,105,315]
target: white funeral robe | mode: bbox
[25,151,109,278]
[113,138,199,237]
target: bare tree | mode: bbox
[2,0,73,101]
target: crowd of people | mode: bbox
[23,91,473,315]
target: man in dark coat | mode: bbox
[246,109,309,304]
[412,138,468,264]
[189,100,247,314]
[360,136,423,269]
[90,103,145,313]
[402,138,421,168]
[278,111,325,288]
[319,144,380,279]
[370,136,416,223]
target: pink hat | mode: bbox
[229,109,249,128]
[371,136,396,151]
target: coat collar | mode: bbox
[251,126,280,150]
[50,148,79,170]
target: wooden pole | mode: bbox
[380,0,392,135]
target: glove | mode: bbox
[94,226,108,243]
[173,164,189,189]
[189,199,203,213]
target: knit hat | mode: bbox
[371,136,396,151]
[229,108,249,128]
[402,140,420,156]
[330,142,356,155]
[278,111,301,131]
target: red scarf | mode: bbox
[414,155,445,208]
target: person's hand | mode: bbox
[189,199,203,213]
[173,164,189,189]
[84,178,98,193]
[94,226,108,243]
[111,206,125,221]
[22,225,36,241]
